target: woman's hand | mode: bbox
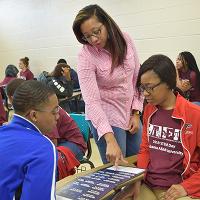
[104,132,127,167]
[128,114,140,134]
[181,79,192,92]
[177,79,192,92]
[62,67,71,81]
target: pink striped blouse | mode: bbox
[77,33,143,138]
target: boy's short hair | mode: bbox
[12,80,55,115]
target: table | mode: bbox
[59,91,82,102]
[59,91,82,113]
[56,156,144,200]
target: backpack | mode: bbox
[56,146,80,181]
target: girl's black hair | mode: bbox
[136,54,177,92]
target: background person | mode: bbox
[0,64,19,87]
[0,64,19,102]
[57,58,85,113]
[37,64,73,112]
[57,58,80,89]
[176,51,200,105]
[19,57,34,80]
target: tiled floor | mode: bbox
[77,138,103,172]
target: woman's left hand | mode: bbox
[128,114,140,134]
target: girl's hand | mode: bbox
[128,114,140,134]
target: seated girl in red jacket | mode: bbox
[113,55,200,200]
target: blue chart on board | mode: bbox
[57,167,144,200]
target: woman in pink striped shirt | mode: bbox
[73,4,143,166]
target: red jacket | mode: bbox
[57,146,80,180]
[137,94,200,198]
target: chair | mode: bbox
[69,113,95,170]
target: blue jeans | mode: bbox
[88,121,142,164]
[58,141,84,161]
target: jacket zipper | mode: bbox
[171,115,191,178]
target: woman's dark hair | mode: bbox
[6,78,25,97]
[136,54,177,92]
[50,63,70,78]
[5,65,19,77]
[20,57,29,68]
[179,51,200,89]
[57,58,67,64]
[13,80,55,115]
[73,4,127,70]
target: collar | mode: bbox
[86,44,110,54]
[149,93,187,120]
[10,114,42,134]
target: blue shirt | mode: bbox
[0,114,57,200]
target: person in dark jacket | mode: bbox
[48,63,73,98]
[57,58,80,89]
[56,59,85,112]
[43,63,73,112]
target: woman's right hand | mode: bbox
[104,132,127,167]
[62,67,71,81]
[177,79,191,92]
